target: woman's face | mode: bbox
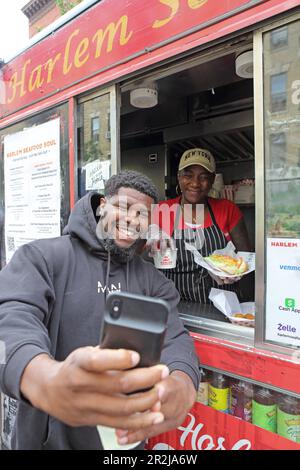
[178,164,215,204]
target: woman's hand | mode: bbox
[209,271,241,285]
[146,224,175,255]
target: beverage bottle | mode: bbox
[277,394,300,443]
[230,379,253,422]
[252,386,277,432]
[196,368,210,405]
[208,372,230,413]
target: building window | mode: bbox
[91,116,100,142]
[270,26,288,49]
[271,73,287,112]
[270,133,286,169]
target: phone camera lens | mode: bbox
[111,300,121,319]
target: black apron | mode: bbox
[162,201,233,303]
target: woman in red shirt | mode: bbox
[154,148,251,303]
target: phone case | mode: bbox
[99,291,170,367]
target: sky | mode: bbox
[0,0,29,62]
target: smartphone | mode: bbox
[99,291,170,367]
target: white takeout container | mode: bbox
[231,301,255,327]
[97,425,141,450]
[209,288,255,327]
[153,248,177,269]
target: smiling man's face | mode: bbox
[98,187,153,248]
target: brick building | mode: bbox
[22,0,83,38]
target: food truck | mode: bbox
[0,0,300,450]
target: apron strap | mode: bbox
[206,200,221,230]
[172,202,182,236]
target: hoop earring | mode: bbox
[176,184,181,196]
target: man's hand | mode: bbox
[20,347,169,429]
[115,370,196,445]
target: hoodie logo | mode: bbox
[97,281,121,294]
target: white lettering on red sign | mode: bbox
[153,413,252,450]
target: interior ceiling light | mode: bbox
[235,50,253,79]
[130,83,158,108]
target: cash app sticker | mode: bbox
[285,298,295,309]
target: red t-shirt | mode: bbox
[154,196,242,241]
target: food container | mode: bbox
[185,240,255,279]
[152,248,177,269]
[209,288,255,328]
[230,301,255,327]
[221,185,235,201]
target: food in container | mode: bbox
[185,241,255,279]
[229,302,255,327]
[209,289,255,327]
[204,253,248,275]
[233,313,254,320]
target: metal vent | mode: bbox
[170,128,254,164]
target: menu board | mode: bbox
[265,238,300,348]
[4,118,61,263]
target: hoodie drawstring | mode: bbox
[104,250,129,299]
[105,251,111,300]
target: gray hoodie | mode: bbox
[0,192,200,450]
